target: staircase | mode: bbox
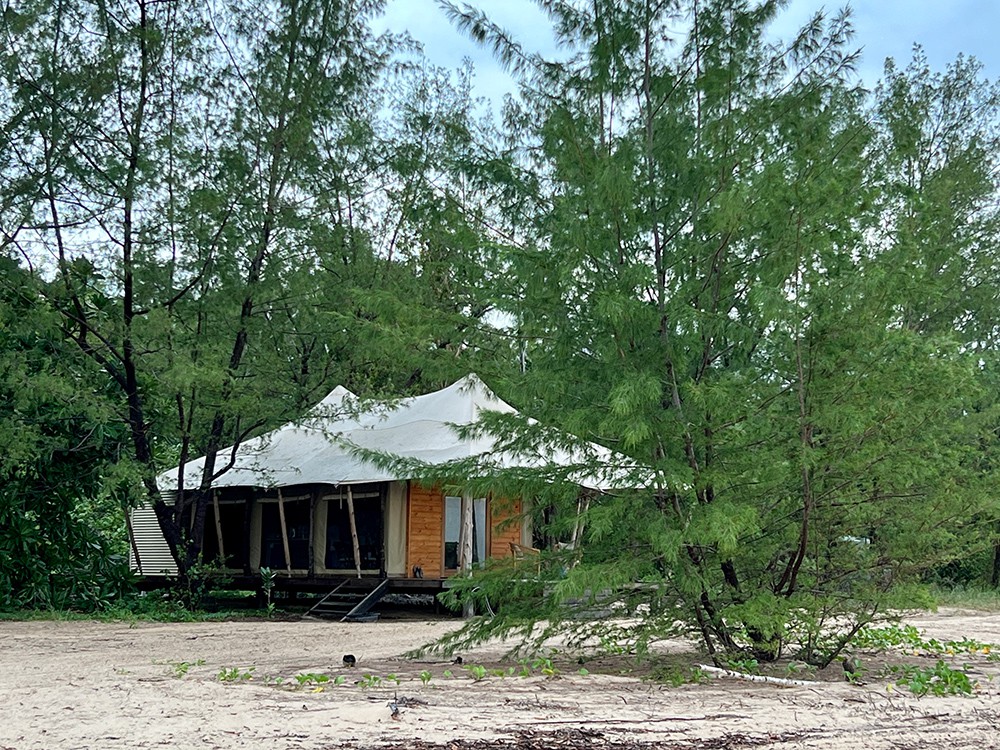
[306,578,390,622]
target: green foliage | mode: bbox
[0,0,495,587]
[1,0,998,645]
[403,0,1000,670]
[647,664,709,687]
[530,654,560,678]
[259,567,277,618]
[853,624,998,658]
[929,585,1000,612]
[356,673,383,689]
[888,661,975,697]
[293,673,331,687]
[173,557,232,611]
[465,664,487,681]
[167,659,205,678]
[0,260,135,611]
[217,666,255,682]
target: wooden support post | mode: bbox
[459,491,475,618]
[277,488,292,573]
[213,491,226,563]
[569,494,590,569]
[347,486,362,579]
[243,493,254,576]
[570,496,590,547]
[308,490,317,577]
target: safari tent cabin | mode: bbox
[128,375,605,592]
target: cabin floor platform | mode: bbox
[136,573,451,596]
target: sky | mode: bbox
[374,0,1000,103]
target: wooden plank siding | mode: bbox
[406,482,446,579]
[489,498,522,558]
[405,482,524,578]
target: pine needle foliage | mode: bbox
[414,0,1000,667]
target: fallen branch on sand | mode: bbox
[697,665,815,687]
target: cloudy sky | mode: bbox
[374,1,998,103]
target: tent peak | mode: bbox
[313,384,357,409]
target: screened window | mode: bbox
[444,496,486,570]
[202,498,248,569]
[260,496,311,569]
[324,490,382,570]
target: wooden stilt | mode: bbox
[308,490,317,577]
[570,496,590,546]
[569,495,590,568]
[460,492,475,618]
[347,486,362,578]
[213,491,226,563]
[277,488,292,573]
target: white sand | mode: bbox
[0,609,998,749]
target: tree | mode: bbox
[426,0,996,665]
[0,256,133,609]
[1,0,512,585]
[871,50,1000,587]
[0,0,400,578]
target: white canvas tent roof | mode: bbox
[161,374,620,492]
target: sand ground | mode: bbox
[1,609,998,749]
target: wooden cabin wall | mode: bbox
[489,498,523,557]
[406,483,526,578]
[406,482,445,578]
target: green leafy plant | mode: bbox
[889,660,975,697]
[293,673,330,687]
[783,662,816,679]
[465,664,488,681]
[357,673,383,689]
[647,664,708,686]
[419,670,433,685]
[217,666,255,682]
[259,567,277,618]
[178,556,233,611]
[855,625,998,659]
[529,655,561,679]
[169,659,205,678]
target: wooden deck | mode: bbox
[135,572,450,596]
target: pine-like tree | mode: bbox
[422,0,998,665]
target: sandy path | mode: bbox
[1,611,998,749]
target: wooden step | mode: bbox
[305,579,391,621]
